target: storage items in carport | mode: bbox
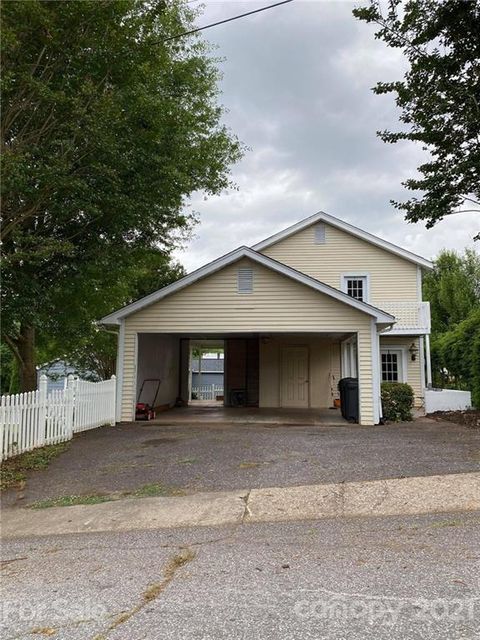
[136,378,161,420]
[338,377,359,423]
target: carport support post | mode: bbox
[425,334,432,388]
[371,322,381,425]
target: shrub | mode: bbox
[381,383,415,422]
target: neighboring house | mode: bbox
[100,211,433,425]
[191,357,224,389]
[37,360,99,393]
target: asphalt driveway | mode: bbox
[3,417,480,507]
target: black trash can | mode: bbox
[338,377,359,423]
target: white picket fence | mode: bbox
[0,374,116,461]
[191,384,224,401]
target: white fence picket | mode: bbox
[191,384,224,401]
[0,374,116,461]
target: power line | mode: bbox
[163,0,294,42]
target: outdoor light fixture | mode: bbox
[409,342,419,361]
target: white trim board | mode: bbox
[340,272,371,303]
[380,346,408,383]
[99,246,396,326]
[252,211,433,270]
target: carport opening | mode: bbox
[189,341,224,405]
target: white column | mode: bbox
[425,334,432,387]
[371,321,381,424]
[115,321,125,423]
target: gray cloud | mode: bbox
[175,0,478,271]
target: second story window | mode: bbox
[342,274,369,302]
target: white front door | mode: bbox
[281,346,309,408]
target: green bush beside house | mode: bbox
[381,383,415,422]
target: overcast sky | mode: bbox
[174,0,478,272]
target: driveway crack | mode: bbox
[241,490,252,522]
[93,547,196,640]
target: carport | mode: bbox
[134,331,358,417]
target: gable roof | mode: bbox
[99,246,395,326]
[252,211,433,270]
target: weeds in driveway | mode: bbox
[129,483,186,498]
[177,457,197,465]
[28,483,186,509]
[99,548,196,638]
[0,443,69,491]
[30,494,112,509]
[238,461,267,469]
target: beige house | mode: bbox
[101,212,433,426]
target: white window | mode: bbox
[314,223,326,244]
[237,267,253,294]
[380,349,406,383]
[341,274,369,302]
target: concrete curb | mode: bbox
[245,472,480,522]
[1,491,248,539]
[2,472,479,539]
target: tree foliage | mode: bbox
[1,0,242,390]
[423,249,480,405]
[353,0,480,237]
[423,249,480,333]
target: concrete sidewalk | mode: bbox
[2,472,479,539]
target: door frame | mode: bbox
[280,345,310,408]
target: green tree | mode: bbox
[423,248,480,403]
[353,0,480,236]
[1,0,242,390]
[423,249,480,333]
[37,249,186,381]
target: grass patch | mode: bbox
[29,494,112,510]
[130,483,169,497]
[1,443,69,491]
[129,483,186,498]
[177,457,197,465]
[238,461,266,469]
[28,483,186,509]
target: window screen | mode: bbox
[237,267,253,294]
[381,352,399,382]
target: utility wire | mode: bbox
[163,0,294,42]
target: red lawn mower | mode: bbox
[135,378,161,421]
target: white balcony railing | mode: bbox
[376,301,431,334]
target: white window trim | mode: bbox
[340,272,370,303]
[380,347,408,383]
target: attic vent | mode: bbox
[314,223,326,244]
[237,267,253,294]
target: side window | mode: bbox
[380,349,404,382]
[342,275,368,302]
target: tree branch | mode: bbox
[3,333,24,367]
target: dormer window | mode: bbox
[237,267,253,294]
[341,274,369,302]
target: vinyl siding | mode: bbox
[380,336,424,408]
[261,222,419,303]
[120,258,376,424]
[123,258,373,333]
